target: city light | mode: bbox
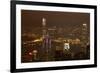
[83,23,87,26]
[21,10,90,62]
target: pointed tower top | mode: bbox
[42,18,46,26]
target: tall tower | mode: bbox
[42,18,47,38]
[42,18,47,49]
[42,18,52,61]
[81,23,88,54]
[82,23,88,45]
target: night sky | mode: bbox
[21,10,90,34]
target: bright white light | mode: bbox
[33,50,38,54]
[83,23,87,26]
[64,43,70,50]
[42,18,46,26]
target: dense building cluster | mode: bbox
[21,18,90,63]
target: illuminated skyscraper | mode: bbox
[42,18,47,38]
[81,23,88,54]
[42,18,52,61]
[82,23,88,45]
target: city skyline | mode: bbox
[21,10,90,34]
[21,10,90,62]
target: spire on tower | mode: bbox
[42,18,46,26]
